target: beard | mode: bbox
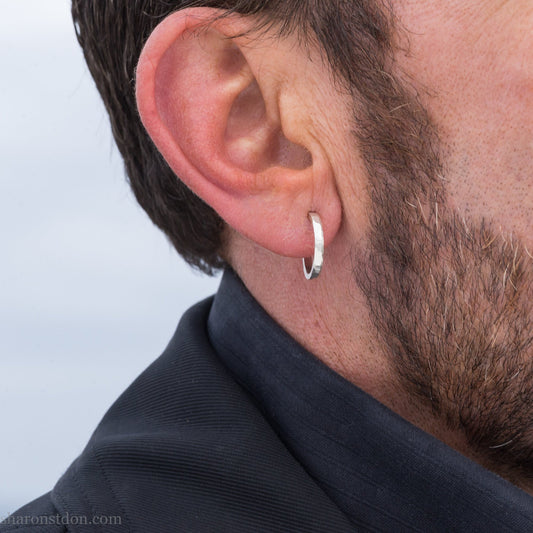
[350,68,533,483]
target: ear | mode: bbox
[136,8,341,258]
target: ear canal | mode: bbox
[272,130,313,170]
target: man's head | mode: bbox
[72,1,533,489]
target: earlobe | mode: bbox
[135,8,341,258]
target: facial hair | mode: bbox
[350,68,533,482]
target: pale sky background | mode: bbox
[0,1,221,515]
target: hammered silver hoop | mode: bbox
[302,212,324,280]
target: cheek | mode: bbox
[395,3,533,248]
[444,123,533,252]
[439,63,533,246]
[405,33,533,247]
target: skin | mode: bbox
[136,2,533,492]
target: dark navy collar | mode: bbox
[208,268,533,531]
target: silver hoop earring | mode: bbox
[302,212,324,280]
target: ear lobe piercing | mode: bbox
[302,212,324,280]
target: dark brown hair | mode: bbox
[71,1,393,274]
